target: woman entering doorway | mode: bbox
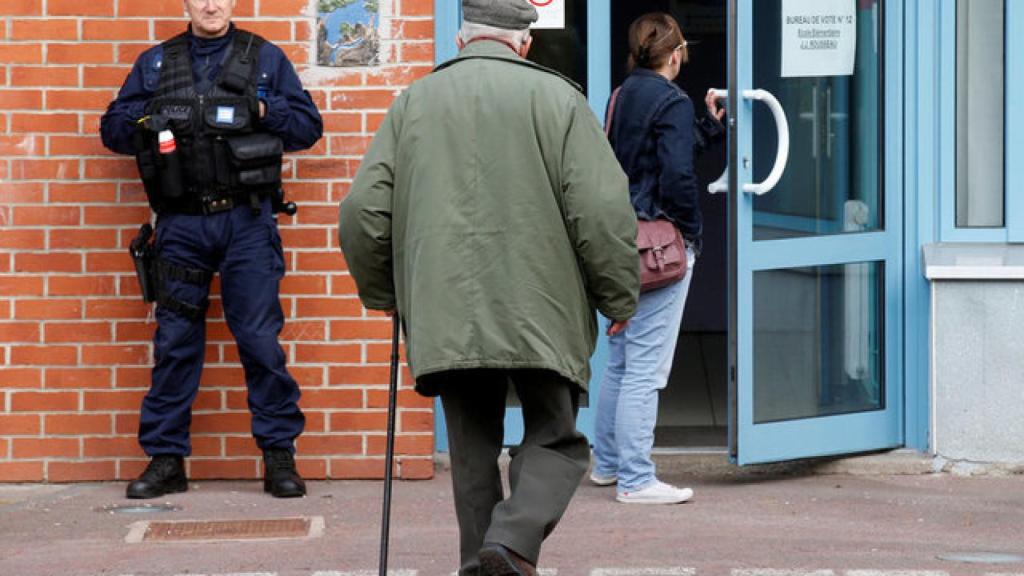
[524,0,730,453]
[591,11,726,505]
[608,1,730,452]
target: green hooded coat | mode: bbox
[339,40,639,393]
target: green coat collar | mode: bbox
[434,39,583,94]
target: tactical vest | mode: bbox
[135,29,284,214]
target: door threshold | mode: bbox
[652,447,728,455]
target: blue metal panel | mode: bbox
[434,398,448,451]
[885,0,910,452]
[902,0,935,452]
[433,0,459,65]
[735,0,756,463]
[937,0,958,241]
[587,3,611,121]
[739,410,902,464]
[734,0,904,465]
[747,232,894,270]
[1008,0,1024,242]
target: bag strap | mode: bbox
[605,84,680,219]
[604,86,622,138]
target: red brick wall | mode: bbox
[0,0,436,482]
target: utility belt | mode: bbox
[163,187,271,216]
[157,186,297,217]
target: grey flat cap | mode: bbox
[463,0,539,30]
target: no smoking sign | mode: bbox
[529,0,565,30]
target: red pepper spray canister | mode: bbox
[157,129,184,199]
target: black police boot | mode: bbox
[263,449,306,498]
[125,455,187,499]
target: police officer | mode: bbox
[100,0,323,499]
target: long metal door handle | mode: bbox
[742,89,790,196]
[707,88,729,194]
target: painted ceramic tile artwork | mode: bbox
[317,0,380,66]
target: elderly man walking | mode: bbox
[339,0,639,574]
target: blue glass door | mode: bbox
[433,0,612,450]
[728,0,903,463]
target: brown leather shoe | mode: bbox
[478,543,537,576]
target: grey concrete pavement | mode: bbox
[1,456,1023,576]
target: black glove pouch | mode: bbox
[224,133,283,191]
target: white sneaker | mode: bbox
[616,481,693,504]
[589,471,617,486]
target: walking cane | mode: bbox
[379,313,401,576]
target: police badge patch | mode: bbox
[216,106,235,124]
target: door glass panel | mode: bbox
[753,261,884,423]
[752,0,883,240]
[956,0,1005,228]
[527,0,588,94]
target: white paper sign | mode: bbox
[529,0,565,30]
[781,0,857,77]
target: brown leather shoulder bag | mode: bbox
[605,87,688,293]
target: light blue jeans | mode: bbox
[592,248,696,493]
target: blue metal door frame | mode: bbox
[432,0,918,460]
[902,0,937,454]
[900,0,1024,452]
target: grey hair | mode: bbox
[458,21,531,48]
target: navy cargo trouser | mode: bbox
[139,200,304,456]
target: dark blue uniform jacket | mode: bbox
[101,24,322,155]
[607,68,721,251]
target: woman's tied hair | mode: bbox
[628,12,688,72]
[635,30,656,67]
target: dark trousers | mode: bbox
[139,201,305,456]
[433,369,589,575]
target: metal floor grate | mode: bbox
[141,517,313,542]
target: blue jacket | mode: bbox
[607,68,721,251]
[100,25,322,155]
